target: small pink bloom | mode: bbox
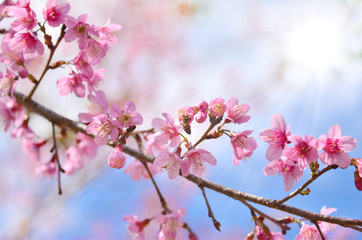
[8,31,44,61]
[78,90,108,123]
[86,114,119,145]
[42,0,70,27]
[123,215,151,240]
[63,146,81,175]
[230,130,258,165]
[0,96,25,131]
[82,38,108,65]
[318,124,357,168]
[124,159,159,180]
[225,97,250,124]
[108,144,126,169]
[264,156,303,191]
[144,132,168,156]
[0,69,17,96]
[35,159,57,177]
[209,97,226,117]
[152,113,182,147]
[183,148,217,177]
[10,8,37,31]
[73,52,94,78]
[155,208,186,240]
[284,135,319,169]
[98,18,122,47]
[259,113,291,161]
[64,14,98,49]
[86,68,106,93]
[110,101,143,129]
[195,100,208,123]
[76,132,98,158]
[254,225,284,240]
[356,158,362,178]
[153,150,182,179]
[178,106,195,124]
[57,72,87,97]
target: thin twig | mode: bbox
[199,186,221,231]
[51,123,64,195]
[278,165,336,205]
[193,116,223,148]
[313,221,326,240]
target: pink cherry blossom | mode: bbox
[155,208,186,240]
[86,114,119,145]
[123,215,151,240]
[124,159,159,180]
[98,18,122,47]
[35,158,57,177]
[82,38,108,65]
[284,135,319,169]
[64,14,98,49]
[264,156,303,191]
[152,113,182,147]
[318,124,357,168]
[42,0,70,27]
[153,151,182,179]
[73,52,94,78]
[10,7,37,31]
[254,225,285,240]
[57,72,87,97]
[8,31,44,61]
[195,100,208,123]
[178,105,195,124]
[144,132,168,156]
[78,90,108,123]
[182,148,217,177]
[75,132,98,158]
[108,144,126,169]
[86,68,106,93]
[225,97,250,124]
[0,69,17,96]
[209,97,226,117]
[0,100,15,131]
[0,96,26,131]
[230,130,258,165]
[259,113,291,161]
[355,158,362,178]
[110,101,143,129]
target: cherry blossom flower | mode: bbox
[124,159,159,180]
[259,113,291,161]
[284,135,319,169]
[123,215,151,240]
[144,132,168,156]
[178,106,195,124]
[98,18,122,47]
[86,68,106,93]
[57,72,87,97]
[86,114,119,145]
[64,14,98,49]
[35,158,57,177]
[108,144,126,169]
[10,7,37,31]
[82,38,108,65]
[230,130,258,165]
[209,97,226,117]
[318,124,357,168]
[8,31,44,61]
[78,90,108,123]
[355,158,362,178]
[254,225,284,240]
[152,113,182,147]
[155,208,186,240]
[182,148,217,177]
[225,97,250,124]
[0,96,25,131]
[195,100,208,123]
[73,52,94,78]
[0,69,17,97]
[42,0,70,27]
[264,155,303,191]
[153,150,182,179]
[110,101,143,129]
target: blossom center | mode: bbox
[323,138,342,154]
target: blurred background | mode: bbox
[0,0,362,239]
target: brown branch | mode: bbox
[13,91,362,231]
[313,221,326,240]
[51,122,63,195]
[199,186,221,231]
[193,116,223,148]
[278,165,336,205]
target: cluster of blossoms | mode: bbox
[260,114,357,191]
[123,208,190,240]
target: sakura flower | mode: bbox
[108,144,126,169]
[124,159,159,180]
[182,148,217,177]
[76,132,98,158]
[209,97,226,117]
[0,100,15,131]
[195,100,208,123]
[355,158,362,178]
[155,208,186,240]
[264,156,303,191]
[225,97,250,124]
[73,52,94,78]
[0,96,26,131]
[8,31,44,61]
[35,159,57,177]
[178,105,194,134]
[254,225,284,240]
[144,132,168,156]
[152,113,182,147]
[230,130,258,165]
[86,114,119,145]
[318,124,357,168]
[98,18,122,47]
[123,215,151,240]
[153,150,182,179]
[87,68,106,93]
[110,101,143,129]
[57,72,87,97]
[82,38,108,65]
[259,113,291,161]
[0,69,17,96]
[42,0,70,27]
[284,135,319,169]
[78,90,108,123]
[63,146,81,175]
[64,14,98,49]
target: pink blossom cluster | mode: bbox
[260,114,357,191]
[149,97,257,179]
[123,208,188,240]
